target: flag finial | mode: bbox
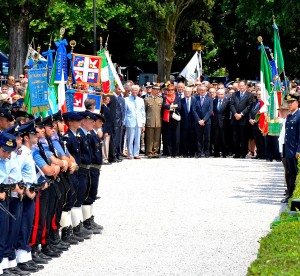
[272,14,276,24]
[60,27,65,39]
[257,36,263,44]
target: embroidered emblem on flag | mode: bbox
[72,54,102,86]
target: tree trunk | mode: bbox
[9,15,28,77]
[156,30,176,82]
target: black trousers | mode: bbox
[84,167,100,205]
[286,157,298,197]
[46,184,59,244]
[64,171,79,211]
[252,124,265,159]
[181,127,196,157]
[214,125,228,156]
[75,167,89,207]
[4,198,22,261]
[30,188,49,247]
[163,120,180,157]
[265,135,280,160]
[17,197,35,253]
[195,124,211,156]
[0,201,9,263]
[114,126,123,158]
[232,124,248,157]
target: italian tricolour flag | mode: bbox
[98,49,110,94]
[257,44,272,135]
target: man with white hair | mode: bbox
[124,85,146,159]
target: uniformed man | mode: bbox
[281,94,300,203]
[144,83,163,158]
[61,112,89,242]
[82,113,104,233]
[30,117,62,259]
[52,112,79,245]
[0,109,14,133]
[0,133,19,275]
[71,111,95,238]
[41,114,70,253]
[16,121,44,272]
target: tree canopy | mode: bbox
[0,0,300,81]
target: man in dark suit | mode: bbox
[180,87,196,157]
[102,95,114,164]
[108,86,125,161]
[193,85,213,158]
[230,81,253,158]
[212,88,230,157]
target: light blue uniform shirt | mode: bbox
[16,145,37,186]
[0,153,21,198]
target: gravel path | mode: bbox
[37,157,285,276]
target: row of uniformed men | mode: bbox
[0,108,105,276]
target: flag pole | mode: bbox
[273,14,289,95]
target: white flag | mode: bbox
[179,51,202,83]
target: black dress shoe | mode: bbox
[51,242,69,251]
[73,224,91,240]
[41,245,61,258]
[7,266,30,275]
[17,262,39,272]
[281,197,289,203]
[83,218,102,234]
[205,154,209,158]
[233,155,240,159]
[91,215,104,230]
[38,252,52,260]
[2,269,18,275]
[49,244,63,254]
[31,253,49,264]
[26,260,44,270]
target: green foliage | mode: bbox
[247,221,300,275]
[247,160,300,275]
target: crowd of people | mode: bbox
[102,79,280,162]
[0,74,298,275]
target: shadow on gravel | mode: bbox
[229,162,284,205]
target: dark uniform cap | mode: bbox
[0,102,12,111]
[3,124,21,137]
[78,111,96,121]
[18,120,38,135]
[41,115,54,127]
[13,110,34,120]
[63,112,84,122]
[144,82,153,88]
[52,110,63,122]
[94,113,105,123]
[12,98,24,109]
[285,94,299,102]
[34,116,42,127]
[0,108,14,122]
[0,132,17,152]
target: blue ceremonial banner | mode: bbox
[55,39,68,83]
[27,68,49,108]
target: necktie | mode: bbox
[217,100,222,111]
[240,92,244,99]
[187,98,190,112]
[201,96,204,106]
